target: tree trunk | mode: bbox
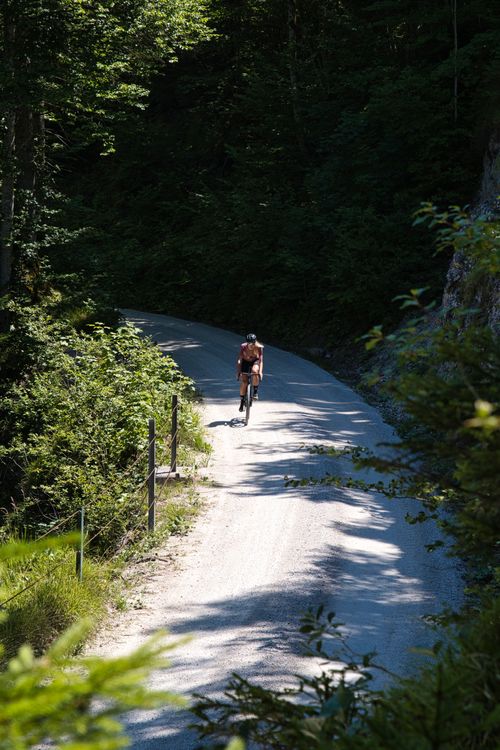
[452,0,458,122]
[0,9,16,329]
[16,106,36,196]
[15,105,40,298]
[0,110,16,301]
[287,0,308,161]
[1,2,46,308]
[29,110,46,301]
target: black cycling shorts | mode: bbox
[241,358,258,375]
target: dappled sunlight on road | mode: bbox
[94,311,464,749]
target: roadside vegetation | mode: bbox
[1,302,204,549]
[0,545,111,662]
[0,298,208,661]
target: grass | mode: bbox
[0,480,205,662]
[0,546,112,662]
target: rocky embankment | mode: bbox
[442,127,500,333]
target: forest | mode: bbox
[56,0,500,342]
[1,1,500,748]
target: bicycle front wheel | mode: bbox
[245,381,252,425]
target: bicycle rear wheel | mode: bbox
[245,381,252,425]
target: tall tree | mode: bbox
[0,0,211,325]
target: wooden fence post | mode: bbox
[76,505,84,580]
[148,418,156,532]
[171,395,178,474]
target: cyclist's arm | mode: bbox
[259,348,264,377]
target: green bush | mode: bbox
[0,309,205,552]
[354,207,500,578]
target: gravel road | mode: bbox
[91,310,462,749]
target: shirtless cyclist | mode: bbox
[237,333,264,412]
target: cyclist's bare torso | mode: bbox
[239,342,263,363]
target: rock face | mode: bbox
[477,127,500,218]
[442,128,500,332]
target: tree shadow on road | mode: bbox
[116,488,459,749]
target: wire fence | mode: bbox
[82,469,153,551]
[0,560,68,609]
[0,397,186,609]
[36,509,82,540]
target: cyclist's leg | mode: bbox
[239,366,249,411]
[240,373,248,397]
[251,362,260,399]
[240,358,251,397]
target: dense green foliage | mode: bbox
[0,304,204,552]
[0,0,212,305]
[54,0,500,343]
[375,323,500,569]
[0,0,212,130]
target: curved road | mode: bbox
[92,311,462,749]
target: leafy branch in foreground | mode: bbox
[414,203,500,276]
[0,623,183,750]
[0,535,185,750]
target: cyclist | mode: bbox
[237,333,264,412]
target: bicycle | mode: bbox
[239,371,260,425]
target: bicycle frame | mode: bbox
[239,366,260,425]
